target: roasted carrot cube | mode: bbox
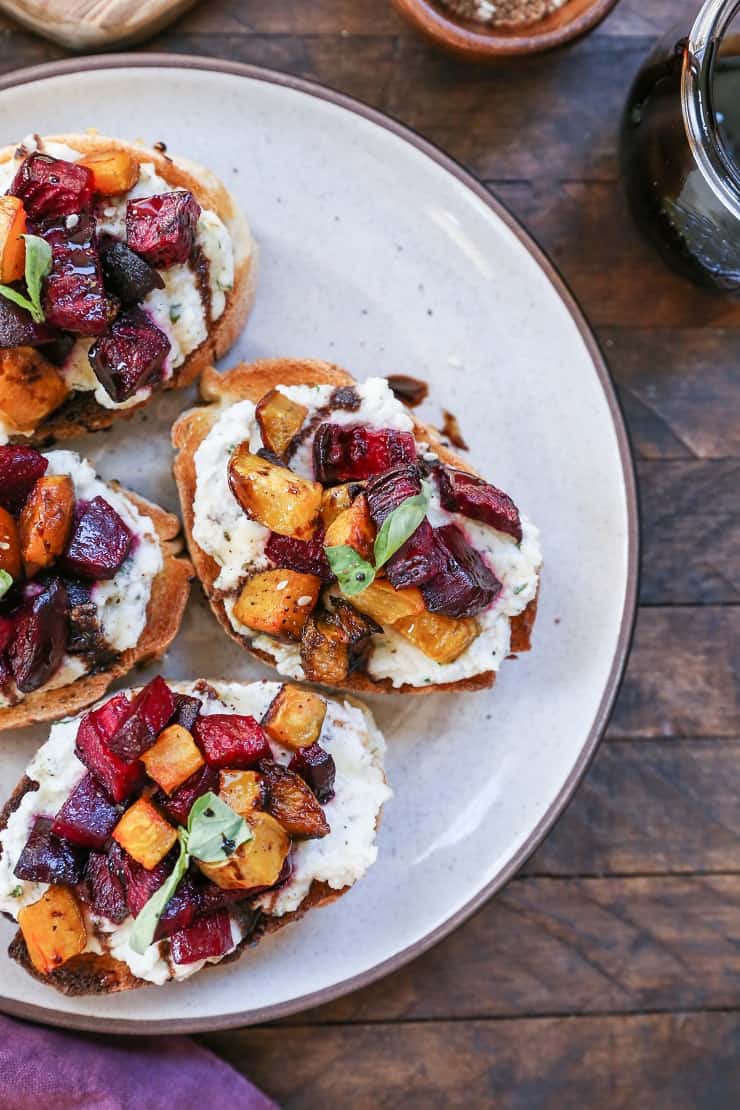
[323,493,375,559]
[77,149,139,196]
[262,684,327,750]
[18,887,87,975]
[0,196,27,283]
[140,724,205,795]
[228,445,322,539]
[219,769,265,817]
[233,569,321,640]
[19,474,75,578]
[256,389,308,457]
[0,506,21,580]
[112,798,177,869]
[0,348,68,435]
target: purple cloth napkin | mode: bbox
[0,1014,278,1109]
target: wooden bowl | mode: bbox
[390,0,620,58]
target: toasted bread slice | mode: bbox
[172,359,540,695]
[0,486,192,731]
[0,132,257,444]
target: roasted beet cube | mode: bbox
[155,764,219,827]
[421,524,502,619]
[93,691,132,738]
[62,495,132,580]
[196,880,254,915]
[40,215,108,336]
[0,297,58,350]
[313,423,417,484]
[100,238,165,305]
[82,850,127,924]
[365,463,422,525]
[9,577,68,693]
[194,715,272,770]
[170,693,202,733]
[110,843,176,917]
[385,519,446,590]
[107,676,177,761]
[154,875,201,941]
[126,191,201,268]
[169,909,234,965]
[51,772,120,848]
[265,533,333,582]
[64,579,112,659]
[75,702,144,803]
[0,616,14,655]
[434,467,522,543]
[0,446,48,515]
[89,306,170,403]
[10,153,93,221]
[288,743,336,804]
[14,816,84,885]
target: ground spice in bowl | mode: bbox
[441,0,569,24]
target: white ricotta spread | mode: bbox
[0,679,389,985]
[191,376,542,688]
[0,450,162,708]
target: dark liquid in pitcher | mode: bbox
[621,39,740,290]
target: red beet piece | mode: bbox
[194,715,271,770]
[89,306,170,403]
[0,446,48,515]
[40,215,108,335]
[434,467,522,543]
[421,524,502,619]
[107,676,177,761]
[9,577,68,693]
[169,909,234,965]
[170,693,202,733]
[75,696,144,803]
[365,463,422,525]
[126,191,201,268]
[155,764,219,827]
[196,880,254,915]
[83,850,128,924]
[110,843,177,917]
[313,423,417,484]
[62,495,133,580]
[51,772,120,848]
[265,533,333,582]
[288,743,336,804]
[0,297,58,349]
[385,519,446,590]
[0,616,15,655]
[14,816,85,885]
[100,238,164,305]
[154,875,201,941]
[10,153,93,221]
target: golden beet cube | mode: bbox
[112,798,178,869]
[394,610,479,664]
[263,684,327,750]
[78,149,139,195]
[0,506,22,581]
[0,196,27,283]
[19,475,75,578]
[233,569,321,640]
[300,612,351,685]
[256,388,309,457]
[197,812,290,890]
[320,482,363,529]
[261,762,329,839]
[228,445,322,539]
[219,769,265,817]
[18,887,87,976]
[349,579,425,627]
[141,724,205,795]
[0,347,68,435]
[323,493,375,559]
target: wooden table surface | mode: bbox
[2,1,738,1105]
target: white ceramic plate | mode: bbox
[0,56,638,1032]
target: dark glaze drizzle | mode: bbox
[189,243,213,324]
[385,374,429,408]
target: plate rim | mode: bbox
[0,52,640,1035]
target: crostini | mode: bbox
[0,132,256,444]
[0,443,191,729]
[172,359,542,694]
[0,678,389,993]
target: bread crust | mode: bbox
[0,132,257,444]
[0,486,193,731]
[172,359,539,696]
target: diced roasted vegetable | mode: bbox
[126,191,201,268]
[228,445,322,539]
[196,812,290,891]
[62,495,133,580]
[264,533,332,582]
[385,519,446,590]
[233,568,321,640]
[169,909,234,965]
[288,743,336,804]
[82,850,128,924]
[0,347,68,435]
[155,764,218,827]
[10,153,93,220]
[19,475,75,578]
[319,482,365,529]
[0,506,21,580]
[434,465,522,543]
[107,676,177,761]
[323,493,375,559]
[421,524,502,619]
[262,684,327,750]
[259,760,329,839]
[300,600,381,685]
[41,215,108,336]
[365,463,422,525]
[14,815,84,885]
[141,724,205,795]
[313,423,417,483]
[100,239,164,306]
[256,389,309,457]
[78,149,139,196]
[112,798,178,870]
[349,578,425,627]
[170,693,202,732]
[75,695,145,803]
[218,769,265,817]
[393,609,479,664]
[194,714,271,769]
[18,887,87,975]
[51,772,120,849]
[0,196,27,283]
[0,445,48,515]
[9,577,68,693]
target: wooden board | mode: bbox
[0,0,197,49]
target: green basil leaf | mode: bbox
[129,830,189,955]
[374,485,431,569]
[0,283,37,319]
[187,791,252,864]
[0,570,12,601]
[324,544,376,597]
[0,234,52,324]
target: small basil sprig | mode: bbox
[0,234,52,324]
[325,483,431,598]
[130,792,252,955]
[0,570,12,602]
